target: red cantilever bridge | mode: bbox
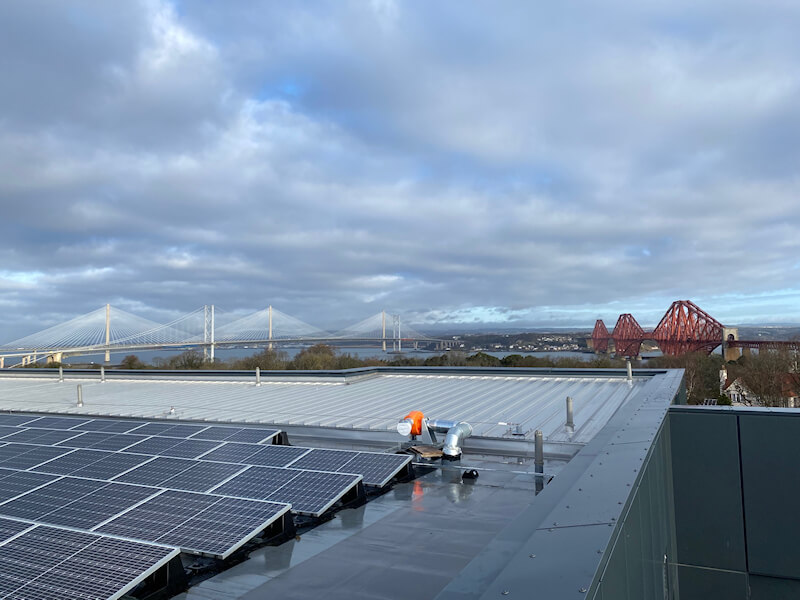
[590,300,800,358]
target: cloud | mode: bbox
[1,0,799,341]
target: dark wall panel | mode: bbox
[740,413,800,579]
[670,411,746,571]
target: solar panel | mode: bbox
[0,442,72,469]
[0,478,159,530]
[57,431,148,451]
[96,490,290,558]
[199,442,310,468]
[0,425,23,439]
[0,469,57,502]
[0,415,38,427]
[23,416,91,429]
[338,452,413,487]
[286,448,361,472]
[158,461,247,493]
[0,525,179,600]
[128,422,209,438]
[0,515,33,543]
[190,425,280,443]
[73,418,150,433]
[211,466,361,516]
[112,457,195,486]
[125,436,221,459]
[0,427,84,445]
[31,449,118,475]
[32,449,152,480]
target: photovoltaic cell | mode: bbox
[0,525,178,600]
[96,490,290,558]
[0,477,106,520]
[286,448,361,472]
[211,466,299,500]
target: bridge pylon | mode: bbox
[723,327,740,362]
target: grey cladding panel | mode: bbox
[740,413,800,579]
[669,411,746,571]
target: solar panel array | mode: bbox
[0,518,179,600]
[0,412,414,599]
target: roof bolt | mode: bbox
[553,522,558,526]
[529,554,536,558]
[578,488,582,491]
[618,501,622,505]
[579,588,588,593]
[565,505,570,509]
[596,549,602,554]
[502,592,510,596]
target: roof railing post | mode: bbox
[76,384,83,407]
[534,429,544,495]
[256,367,261,387]
[566,396,574,429]
[58,366,63,383]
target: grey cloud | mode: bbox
[1,0,800,341]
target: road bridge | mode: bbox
[0,305,453,368]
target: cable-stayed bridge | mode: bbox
[0,305,448,367]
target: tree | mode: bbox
[737,348,794,407]
[290,344,338,370]
[466,352,501,367]
[120,355,146,369]
[167,350,206,370]
[233,349,289,371]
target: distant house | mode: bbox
[720,367,800,407]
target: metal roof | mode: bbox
[0,369,647,448]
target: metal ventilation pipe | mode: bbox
[428,419,473,459]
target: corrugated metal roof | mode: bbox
[0,371,646,444]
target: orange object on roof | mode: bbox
[403,411,425,436]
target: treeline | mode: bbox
[110,344,628,371]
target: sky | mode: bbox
[2,0,800,340]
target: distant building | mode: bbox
[720,366,800,407]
